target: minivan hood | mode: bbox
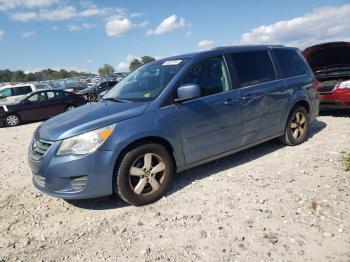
[36,100,149,141]
[302,42,350,72]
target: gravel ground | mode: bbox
[0,113,350,262]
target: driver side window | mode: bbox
[180,56,231,97]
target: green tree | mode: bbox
[11,70,26,82]
[129,59,143,72]
[129,56,156,72]
[141,56,156,65]
[98,64,115,75]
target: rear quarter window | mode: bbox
[273,49,309,78]
[231,51,276,88]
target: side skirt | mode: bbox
[177,132,284,173]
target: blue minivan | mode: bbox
[28,46,319,206]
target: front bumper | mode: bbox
[28,140,117,199]
[319,89,350,109]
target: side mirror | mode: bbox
[175,84,201,103]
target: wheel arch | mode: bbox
[113,136,177,174]
[284,99,310,129]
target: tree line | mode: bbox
[98,56,156,75]
[0,69,89,83]
[0,55,156,83]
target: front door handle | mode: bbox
[224,99,234,105]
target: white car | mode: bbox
[0,83,52,104]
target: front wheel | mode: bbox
[280,106,309,146]
[114,143,174,206]
[5,114,20,127]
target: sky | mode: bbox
[0,0,349,73]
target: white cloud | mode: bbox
[147,14,190,36]
[116,54,140,72]
[130,12,142,18]
[186,31,192,37]
[10,5,111,21]
[198,39,214,50]
[105,17,133,37]
[10,11,36,21]
[22,31,35,38]
[51,25,58,30]
[0,0,58,11]
[67,23,94,32]
[85,59,93,64]
[0,30,3,40]
[237,4,350,48]
[105,16,147,37]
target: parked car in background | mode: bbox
[0,90,86,127]
[28,45,319,206]
[0,83,52,105]
[303,41,350,110]
[77,81,118,102]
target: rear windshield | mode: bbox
[274,49,309,78]
[104,59,189,102]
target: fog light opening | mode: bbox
[70,176,87,190]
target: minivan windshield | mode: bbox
[103,58,189,102]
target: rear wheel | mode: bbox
[5,114,20,127]
[114,143,174,206]
[280,106,309,146]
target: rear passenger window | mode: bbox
[46,91,56,99]
[16,86,32,95]
[231,51,276,88]
[274,49,308,78]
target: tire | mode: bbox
[88,93,98,102]
[280,106,309,146]
[5,114,20,127]
[114,143,174,206]
[65,105,76,111]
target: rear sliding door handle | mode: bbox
[242,94,255,100]
[224,99,235,105]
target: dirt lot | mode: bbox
[0,113,350,262]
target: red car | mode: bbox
[303,42,350,110]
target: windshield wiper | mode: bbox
[102,97,131,103]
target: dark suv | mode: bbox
[28,45,319,206]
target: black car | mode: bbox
[77,81,118,102]
[0,90,86,127]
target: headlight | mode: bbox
[57,124,115,156]
[338,80,350,89]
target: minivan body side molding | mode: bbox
[177,131,284,173]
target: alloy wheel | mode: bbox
[128,153,166,196]
[6,115,19,126]
[290,112,306,139]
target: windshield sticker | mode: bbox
[144,93,151,98]
[2,105,8,112]
[162,60,182,66]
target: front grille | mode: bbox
[317,80,337,94]
[30,138,53,161]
